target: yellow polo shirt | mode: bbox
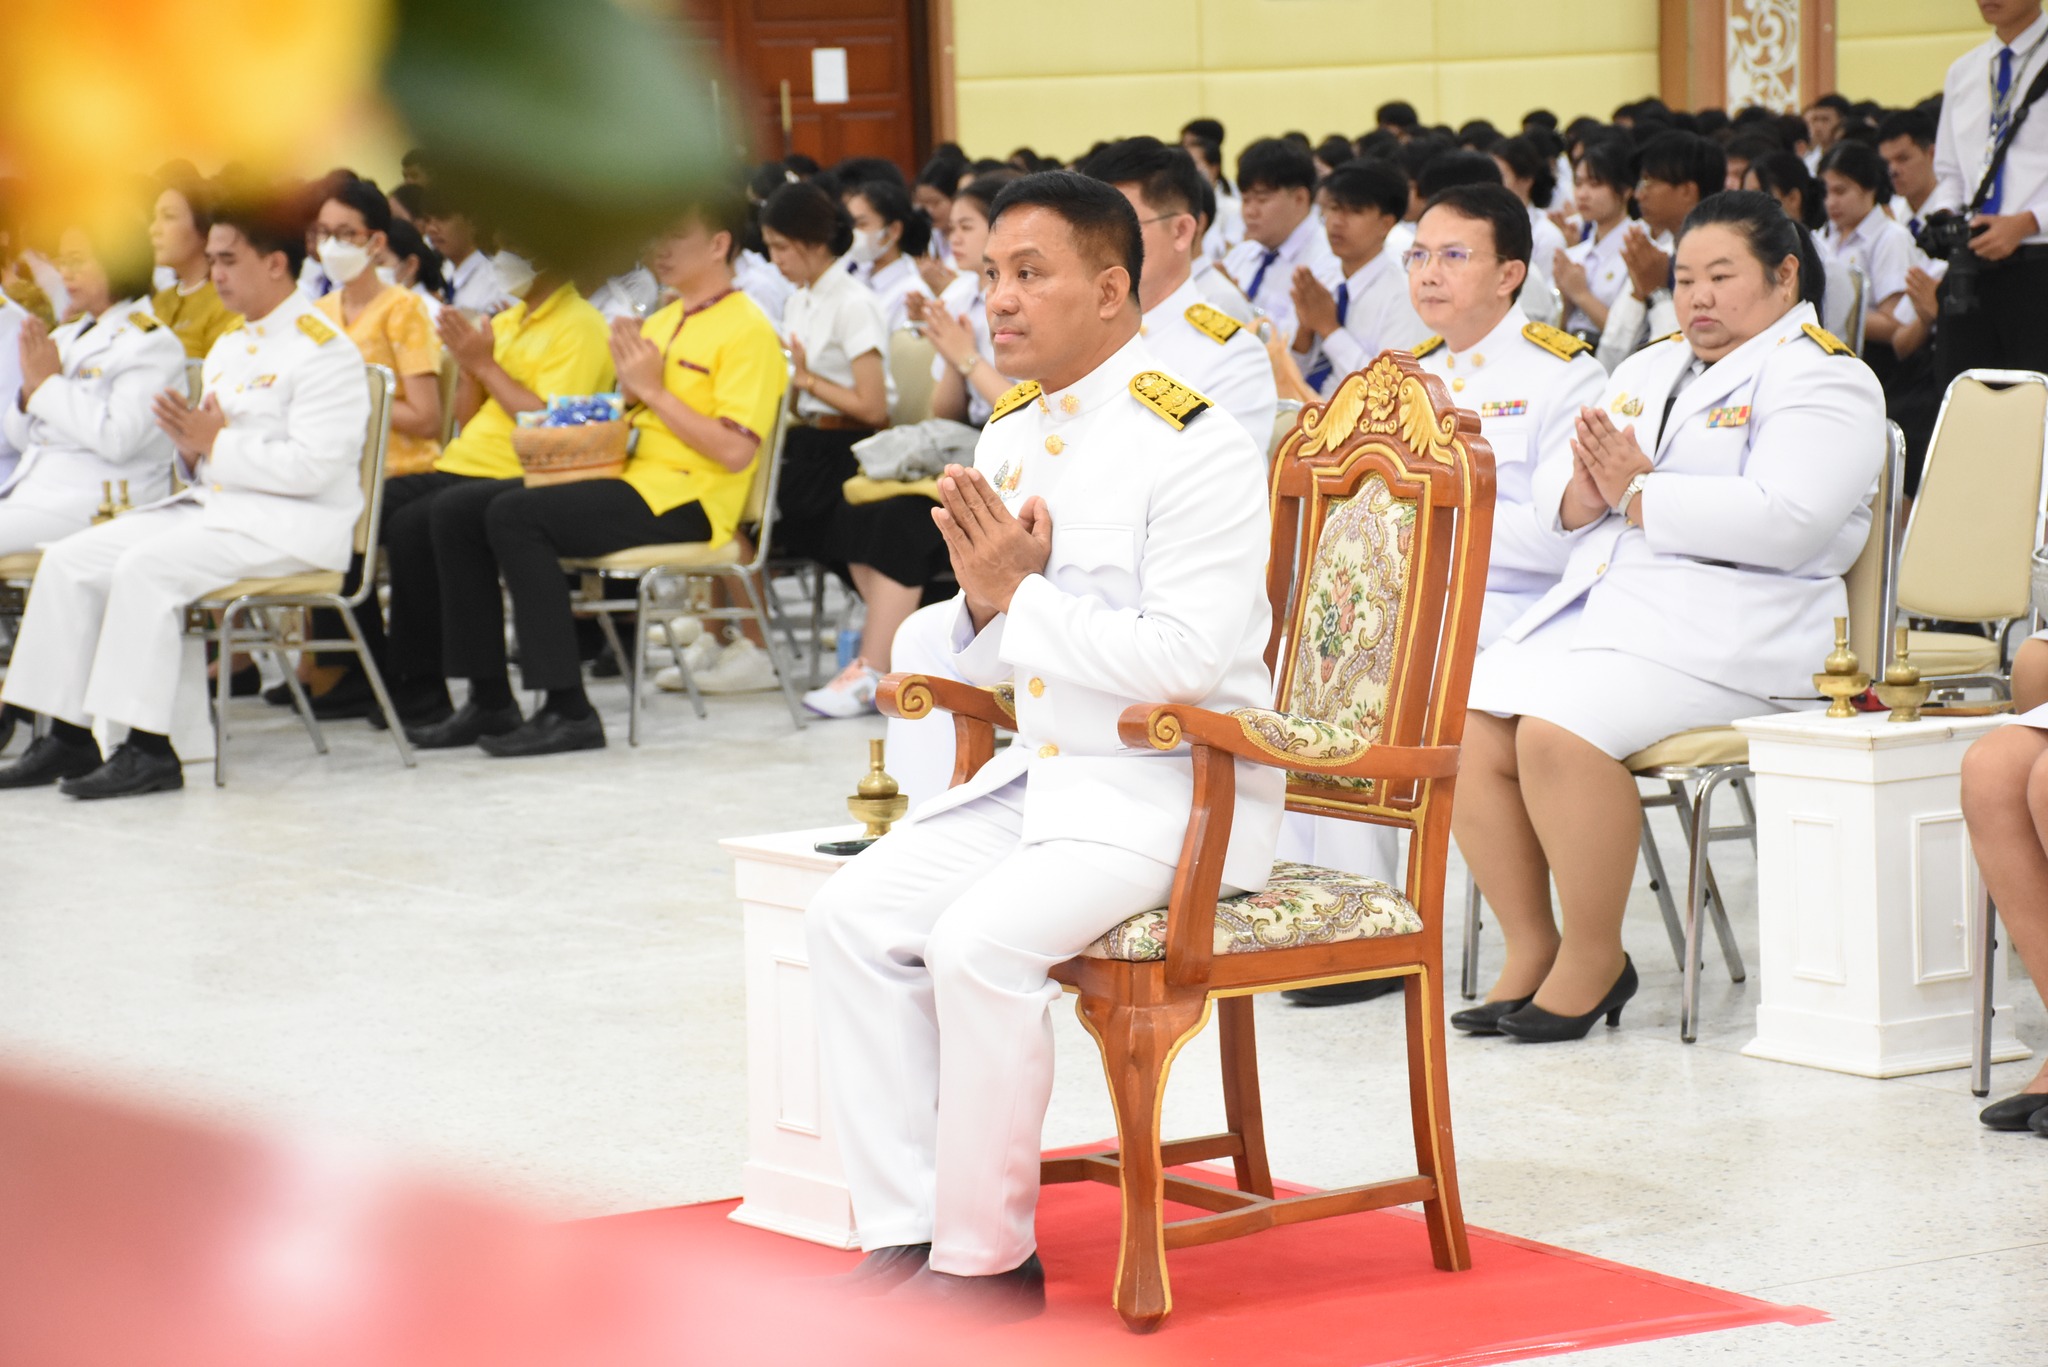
[623,290,787,540]
[435,282,612,480]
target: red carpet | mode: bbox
[604,1165,1824,1367]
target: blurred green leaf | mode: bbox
[383,0,734,287]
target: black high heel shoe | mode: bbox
[1496,957,1638,1043]
[1449,996,1533,1035]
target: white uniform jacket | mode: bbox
[1511,301,1885,700]
[1411,307,1609,613]
[0,298,184,520]
[1140,277,1278,448]
[164,293,369,572]
[910,334,1285,893]
[1190,256,1257,325]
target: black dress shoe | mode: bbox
[1979,1090,2048,1131]
[2033,1108,2048,1137]
[1282,977,1406,1007]
[1497,956,1639,1043]
[891,1253,1045,1322]
[60,743,183,799]
[228,666,262,697]
[0,707,14,755]
[261,681,296,707]
[0,735,104,789]
[404,701,523,750]
[821,1243,930,1295]
[479,709,605,757]
[309,669,376,720]
[1450,995,1534,1035]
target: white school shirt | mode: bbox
[1309,247,1426,394]
[928,271,1000,426]
[1930,10,2048,244]
[1562,222,1630,335]
[735,248,794,332]
[850,254,933,336]
[784,262,893,421]
[1820,208,1913,305]
[447,250,511,315]
[1221,211,1341,340]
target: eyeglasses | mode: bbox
[1399,247,1504,271]
[1135,212,1191,228]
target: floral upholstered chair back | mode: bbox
[1261,351,1494,817]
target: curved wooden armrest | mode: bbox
[1116,703,1459,782]
[875,673,1017,729]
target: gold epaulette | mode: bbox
[988,379,1041,423]
[1184,301,1241,344]
[1410,335,1445,358]
[1653,330,1685,345]
[129,312,162,333]
[296,313,338,346]
[1130,371,1211,430]
[1801,322,1855,357]
[1522,321,1589,360]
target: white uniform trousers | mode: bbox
[807,781,1175,1276]
[884,603,1402,886]
[0,505,83,557]
[2,503,305,735]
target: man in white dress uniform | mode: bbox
[807,171,1282,1318]
[0,193,367,797]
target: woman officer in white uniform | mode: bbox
[1452,191,1884,1043]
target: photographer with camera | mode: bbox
[1925,0,2048,382]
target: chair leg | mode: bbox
[338,601,414,768]
[1680,770,1739,1043]
[273,640,328,756]
[807,563,826,688]
[1403,968,1470,1272]
[741,569,807,730]
[1665,777,1747,984]
[1973,885,1998,1098]
[1458,876,1483,1001]
[1215,997,1273,1198]
[1638,809,1689,970]
[1074,990,1210,1334]
[213,608,234,788]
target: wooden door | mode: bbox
[689,0,931,176]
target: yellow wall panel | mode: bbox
[1195,0,1434,70]
[1837,0,1984,40]
[1433,0,1659,61]
[1837,34,1979,108]
[955,73,1205,159]
[954,0,1199,78]
[1436,52,1661,128]
[1200,66,1446,148]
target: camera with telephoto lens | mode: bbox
[1915,210,1984,315]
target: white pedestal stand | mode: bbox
[720,825,864,1249]
[1733,712,2029,1077]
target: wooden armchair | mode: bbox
[876,351,1495,1331]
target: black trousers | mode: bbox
[311,470,481,694]
[433,478,712,693]
[1935,250,2048,386]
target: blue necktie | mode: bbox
[1246,247,1280,302]
[1303,281,1351,392]
[1987,46,2015,215]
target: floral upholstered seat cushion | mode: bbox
[1082,860,1423,961]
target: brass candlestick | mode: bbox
[92,481,115,525]
[1873,626,1931,723]
[845,738,908,840]
[1811,616,1869,719]
[116,479,131,515]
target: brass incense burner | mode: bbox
[846,738,909,840]
[1812,616,1869,719]
[1873,627,1932,723]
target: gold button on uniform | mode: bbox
[1060,394,1080,414]
[1595,562,1608,574]
[1452,378,1465,392]
[1028,677,1045,697]
[1037,743,1059,758]
[1472,353,1486,367]
[1044,435,1065,454]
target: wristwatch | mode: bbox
[954,354,977,377]
[1615,472,1650,522]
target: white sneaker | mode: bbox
[650,616,703,650]
[694,637,782,695]
[653,635,724,692]
[802,658,881,718]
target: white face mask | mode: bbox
[318,236,372,284]
[374,265,398,288]
[492,250,537,298]
[848,228,890,264]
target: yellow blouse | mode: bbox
[150,279,242,360]
[436,283,612,480]
[318,285,444,477]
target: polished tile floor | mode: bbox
[0,680,2040,1365]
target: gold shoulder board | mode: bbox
[1410,335,1445,358]
[296,313,338,346]
[129,312,161,333]
[1130,370,1212,430]
[1184,301,1241,344]
[988,379,1041,423]
[1654,330,1685,345]
[1522,321,1589,360]
[1801,322,1855,357]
